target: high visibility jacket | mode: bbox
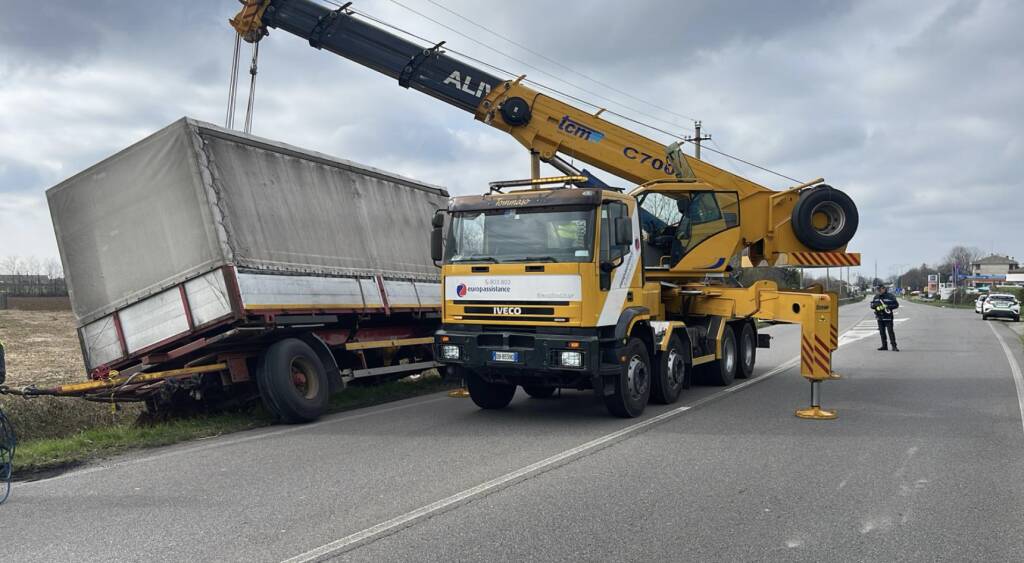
[870,293,899,320]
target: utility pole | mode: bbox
[685,120,712,160]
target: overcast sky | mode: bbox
[1,0,1021,280]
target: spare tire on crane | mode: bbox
[790,184,858,251]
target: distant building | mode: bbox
[967,254,1020,289]
[971,254,1019,276]
[1006,269,1024,287]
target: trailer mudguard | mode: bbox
[296,332,344,394]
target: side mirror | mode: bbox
[430,211,445,263]
[613,216,632,247]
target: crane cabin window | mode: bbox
[445,206,596,263]
[638,191,740,268]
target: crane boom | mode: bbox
[232,0,770,193]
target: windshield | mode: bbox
[989,295,1015,303]
[444,205,595,263]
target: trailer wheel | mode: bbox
[523,385,557,399]
[790,185,858,251]
[736,323,756,379]
[651,334,686,404]
[707,325,737,386]
[465,369,516,410]
[257,338,329,423]
[603,337,651,418]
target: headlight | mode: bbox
[559,350,583,368]
[441,344,461,360]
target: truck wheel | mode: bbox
[604,338,651,418]
[708,325,737,386]
[465,369,516,410]
[257,338,329,423]
[523,385,557,399]
[651,334,686,404]
[736,323,756,379]
[790,185,858,251]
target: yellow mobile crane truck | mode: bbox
[231,0,860,419]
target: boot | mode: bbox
[891,344,899,352]
[877,346,888,351]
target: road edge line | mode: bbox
[987,321,1024,438]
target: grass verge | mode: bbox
[11,375,454,478]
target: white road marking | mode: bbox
[838,317,908,347]
[282,325,866,562]
[987,321,1024,438]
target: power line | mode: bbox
[420,0,698,125]
[382,0,694,137]
[322,1,806,185]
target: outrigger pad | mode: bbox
[795,406,837,420]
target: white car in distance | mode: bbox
[982,293,1020,322]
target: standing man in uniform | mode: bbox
[870,284,900,351]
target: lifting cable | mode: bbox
[226,32,260,134]
[226,32,242,129]
[243,40,260,134]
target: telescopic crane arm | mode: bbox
[230,0,859,266]
[229,0,764,190]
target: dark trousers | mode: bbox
[877,318,896,348]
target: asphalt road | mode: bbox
[4,301,1023,562]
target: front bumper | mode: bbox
[435,325,619,385]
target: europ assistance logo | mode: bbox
[456,283,468,297]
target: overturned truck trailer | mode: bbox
[46,117,448,421]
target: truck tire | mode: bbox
[790,185,858,251]
[736,323,756,379]
[465,369,516,410]
[603,338,652,418]
[257,338,329,423]
[651,334,686,404]
[523,385,557,399]
[707,325,737,386]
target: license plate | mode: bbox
[491,351,519,362]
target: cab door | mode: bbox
[674,191,741,272]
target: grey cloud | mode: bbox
[1,0,1022,273]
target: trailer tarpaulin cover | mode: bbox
[47,118,449,326]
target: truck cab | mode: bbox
[433,184,654,414]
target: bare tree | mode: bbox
[43,257,63,279]
[0,255,20,275]
[944,245,983,272]
[22,255,41,276]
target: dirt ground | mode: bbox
[5,296,72,311]
[1,310,141,442]
[1,309,84,387]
